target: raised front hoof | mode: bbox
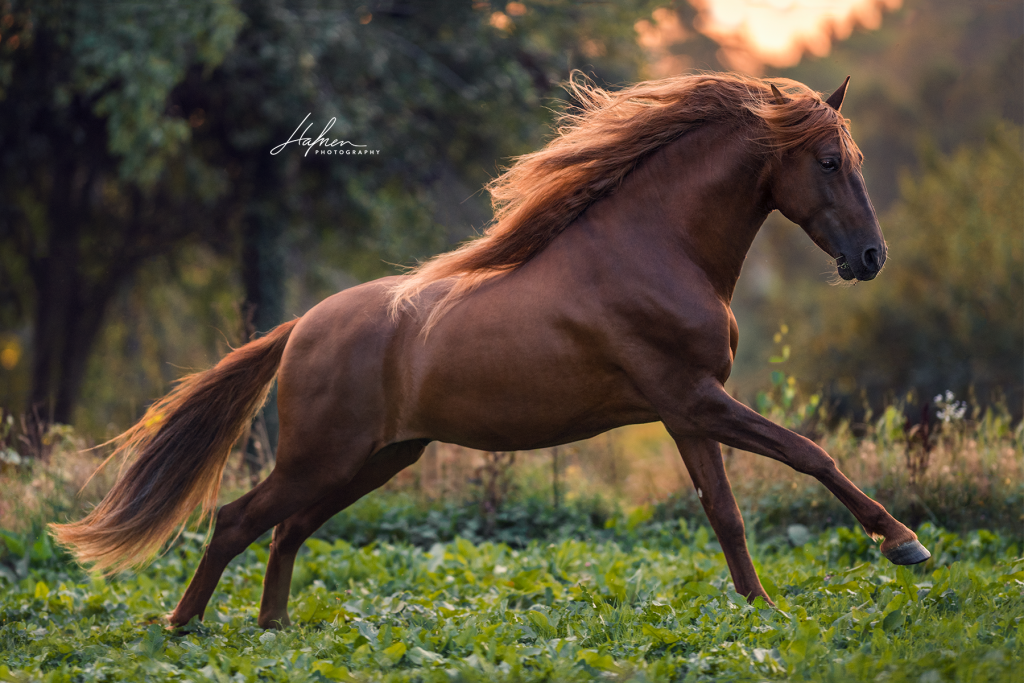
[882,539,931,565]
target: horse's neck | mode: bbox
[580,121,772,302]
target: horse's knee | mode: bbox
[794,447,838,479]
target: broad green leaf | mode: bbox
[882,608,905,632]
[625,505,653,532]
[896,566,919,602]
[641,624,680,644]
[312,660,350,681]
[2,533,24,558]
[578,649,619,672]
[680,581,719,597]
[381,642,406,663]
[407,646,444,665]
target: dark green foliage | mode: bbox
[303,482,1024,567]
[0,0,245,422]
[2,464,1021,681]
[313,491,713,553]
[317,492,613,550]
[0,520,1020,682]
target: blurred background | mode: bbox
[0,0,1020,535]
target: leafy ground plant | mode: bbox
[1,525,1021,682]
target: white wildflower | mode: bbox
[934,390,967,423]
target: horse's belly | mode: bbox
[403,334,658,450]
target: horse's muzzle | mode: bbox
[838,246,885,281]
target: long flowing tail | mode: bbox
[51,319,300,573]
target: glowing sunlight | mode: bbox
[638,0,903,75]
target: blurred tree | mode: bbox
[0,0,244,424]
[0,0,669,432]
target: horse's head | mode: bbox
[768,78,885,282]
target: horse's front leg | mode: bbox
[674,435,772,605]
[665,379,930,565]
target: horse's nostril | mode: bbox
[863,248,880,271]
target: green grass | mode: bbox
[1,522,1021,682]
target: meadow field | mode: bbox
[1,404,1022,682]
[0,516,1021,682]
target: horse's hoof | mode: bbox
[882,539,931,565]
[258,616,291,630]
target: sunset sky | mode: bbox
[696,0,902,68]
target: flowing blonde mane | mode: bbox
[389,72,862,328]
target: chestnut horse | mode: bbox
[54,73,930,629]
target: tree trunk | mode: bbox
[28,158,144,427]
[28,158,79,424]
[52,276,125,424]
[241,157,285,476]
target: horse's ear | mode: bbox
[770,84,788,105]
[825,76,851,111]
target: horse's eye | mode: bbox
[819,158,838,172]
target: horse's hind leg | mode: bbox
[167,468,313,626]
[167,429,379,627]
[674,435,772,605]
[257,439,428,629]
